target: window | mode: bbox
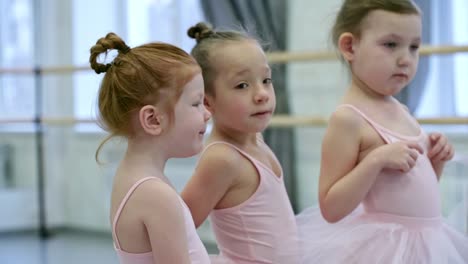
[0,0,35,124]
[415,0,468,118]
[452,0,468,116]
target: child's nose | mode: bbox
[254,87,269,103]
[203,106,211,121]
[397,51,412,67]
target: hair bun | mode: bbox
[89,32,131,74]
[187,22,214,43]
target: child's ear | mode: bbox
[338,32,357,62]
[204,95,214,114]
[139,105,165,136]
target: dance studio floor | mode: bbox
[0,230,218,264]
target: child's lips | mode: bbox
[252,110,272,117]
[393,73,408,80]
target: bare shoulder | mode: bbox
[133,179,183,216]
[191,142,245,190]
[328,107,364,132]
[182,143,244,226]
[401,104,410,112]
[321,107,364,158]
[199,143,244,173]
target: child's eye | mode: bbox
[384,42,397,49]
[236,83,249,89]
[410,44,420,51]
[192,102,202,107]
[263,78,272,84]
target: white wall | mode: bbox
[287,0,347,210]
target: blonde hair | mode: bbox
[332,0,420,48]
[188,22,256,96]
[89,32,200,162]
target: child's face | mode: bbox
[350,10,421,96]
[207,40,276,133]
[167,73,211,157]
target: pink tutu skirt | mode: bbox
[209,245,301,264]
[209,253,300,264]
[297,206,468,264]
[209,255,235,264]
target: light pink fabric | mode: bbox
[204,140,300,264]
[112,177,210,264]
[298,104,468,264]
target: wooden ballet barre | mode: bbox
[267,45,468,63]
[0,117,96,125]
[1,116,468,127]
[271,116,328,127]
[0,65,91,75]
[417,117,468,125]
[1,45,468,74]
[269,116,468,127]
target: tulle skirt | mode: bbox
[297,206,468,264]
[210,253,300,264]
[210,254,234,264]
[209,244,301,264]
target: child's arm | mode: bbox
[428,132,455,179]
[182,145,240,227]
[319,110,423,223]
[141,183,192,264]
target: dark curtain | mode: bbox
[395,0,432,113]
[200,0,298,212]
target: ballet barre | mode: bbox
[1,116,467,127]
[266,45,468,63]
[1,45,468,74]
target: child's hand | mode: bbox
[374,141,424,172]
[428,132,454,163]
